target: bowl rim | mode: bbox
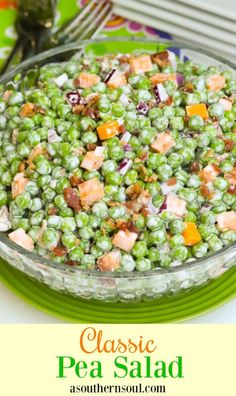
[1,36,236,278]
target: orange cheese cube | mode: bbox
[217,211,236,231]
[150,73,176,86]
[151,132,175,154]
[78,177,104,206]
[78,72,100,88]
[98,250,121,272]
[182,222,201,246]
[206,74,225,91]
[186,103,209,119]
[112,230,138,252]
[97,120,120,140]
[129,55,153,74]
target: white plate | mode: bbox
[113,4,236,60]
[138,0,236,33]
[173,0,236,22]
[113,0,236,45]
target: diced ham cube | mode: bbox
[106,70,127,88]
[151,132,175,154]
[150,73,176,86]
[199,164,220,182]
[112,230,138,252]
[206,75,225,91]
[166,195,186,218]
[11,173,29,199]
[219,98,232,111]
[98,250,121,272]
[129,55,153,74]
[217,211,236,231]
[81,148,105,171]
[77,72,101,88]
[9,228,34,251]
[78,177,104,206]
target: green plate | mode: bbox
[0,259,235,323]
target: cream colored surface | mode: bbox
[0,324,235,395]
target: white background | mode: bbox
[0,282,235,323]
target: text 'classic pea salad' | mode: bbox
[0,48,236,272]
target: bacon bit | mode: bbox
[140,207,150,217]
[200,184,212,198]
[63,188,81,212]
[224,139,235,152]
[47,207,58,215]
[116,219,139,233]
[119,124,126,133]
[83,106,99,119]
[19,103,45,117]
[191,161,200,173]
[106,219,116,229]
[165,96,173,106]
[151,51,170,68]
[139,151,149,161]
[148,174,158,183]
[228,185,236,194]
[107,201,123,207]
[119,55,130,64]
[65,260,80,267]
[18,161,26,173]
[87,143,97,151]
[72,104,85,115]
[182,82,194,93]
[53,245,68,257]
[167,177,177,186]
[138,164,148,178]
[126,183,142,198]
[28,144,45,163]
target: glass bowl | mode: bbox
[0,37,236,303]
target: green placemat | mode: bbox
[0,259,235,323]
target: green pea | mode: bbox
[42,228,59,250]
[136,258,151,271]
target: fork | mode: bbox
[38,0,113,52]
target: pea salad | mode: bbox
[0,49,236,272]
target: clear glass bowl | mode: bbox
[0,37,236,303]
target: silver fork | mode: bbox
[39,0,113,51]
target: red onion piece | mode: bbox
[158,196,167,213]
[104,69,116,83]
[117,158,132,175]
[176,73,184,86]
[136,101,149,115]
[66,91,82,106]
[153,83,168,103]
[123,144,132,152]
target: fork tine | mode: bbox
[90,8,113,39]
[79,5,113,41]
[66,0,109,42]
[68,1,112,42]
[59,0,98,36]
